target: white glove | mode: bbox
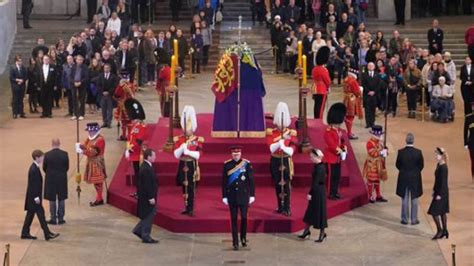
[380,149,388,158]
[75,143,83,154]
[279,139,285,146]
[222,198,228,205]
[183,145,190,156]
[34,197,40,204]
[249,197,255,204]
[340,151,347,161]
[149,198,156,205]
[307,194,312,201]
[125,150,130,159]
[465,145,469,150]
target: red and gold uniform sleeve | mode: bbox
[366,138,382,158]
[312,66,331,95]
[83,136,106,157]
[128,123,147,161]
[156,66,171,96]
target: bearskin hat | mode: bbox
[327,102,347,125]
[316,46,330,66]
[125,98,146,121]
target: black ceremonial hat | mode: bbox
[327,102,347,125]
[316,46,330,66]
[124,98,146,121]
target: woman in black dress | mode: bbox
[428,147,450,240]
[26,57,39,113]
[298,148,328,243]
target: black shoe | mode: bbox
[233,244,239,250]
[411,220,420,225]
[45,233,60,241]
[181,209,189,215]
[401,220,408,225]
[101,124,109,128]
[284,210,291,216]
[241,238,247,247]
[275,208,283,214]
[376,197,388,202]
[142,238,159,244]
[328,195,338,200]
[21,234,37,240]
[298,229,311,239]
[47,219,57,225]
[369,199,376,203]
[58,220,66,225]
[24,25,33,29]
[89,200,104,207]
[20,114,27,118]
[348,134,359,140]
[133,231,142,240]
[335,194,341,199]
[315,233,327,243]
[441,230,449,239]
[187,211,194,217]
[431,231,443,240]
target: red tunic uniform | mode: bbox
[81,134,106,202]
[114,81,135,138]
[127,121,147,162]
[156,66,171,117]
[343,75,363,118]
[362,137,387,200]
[323,127,345,164]
[311,65,331,119]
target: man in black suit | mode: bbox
[395,133,424,225]
[461,57,474,115]
[133,149,159,244]
[87,0,98,24]
[21,150,60,241]
[427,19,444,55]
[222,146,256,250]
[303,28,315,76]
[89,29,103,55]
[97,64,119,128]
[362,62,382,128]
[116,41,137,82]
[37,55,57,118]
[70,55,89,120]
[394,0,406,25]
[464,102,474,180]
[21,0,34,29]
[10,55,28,119]
[43,139,69,225]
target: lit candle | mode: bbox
[173,39,179,63]
[297,41,302,68]
[302,55,307,86]
[170,55,176,86]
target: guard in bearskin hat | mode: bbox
[125,98,147,196]
[323,103,347,200]
[113,72,136,141]
[75,122,107,207]
[155,64,172,117]
[173,106,204,216]
[311,46,331,119]
[266,102,298,216]
[343,68,364,140]
[363,125,388,203]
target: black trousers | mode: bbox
[327,163,341,197]
[87,0,98,23]
[11,86,25,116]
[313,94,327,119]
[133,161,140,188]
[132,207,156,240]
[387,90,398,114]
[463,0,473,15]
[461,84,473,115]
[53,88,61,107]
[469,45,474,61]
[21,206,50,237]
[73,87,86,117]
[22,2,33,28]
[270,156,291,212]
[178,57,186,74]
[40,88,53,116]
[364,99,376,127]
[251,2,265,23]
[177,160,196,212]
[394,0,406,23]
[229,203,248,246]
[202,46,210,66]
[274,182,291,212]
[191,55,201,73]
[29,88,39,112]
[406,89,418,111]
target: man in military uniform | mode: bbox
[76,123,107,207]
[173,106,204,216]
[267,102,297,216]
[324,103,347,200]
[464,102,474,180]
[343,68,364,140]
[311,46,331,119]
[114,74,135,141]
[155,65,172,117]
[363,125,388,203]
[125,98,147,196]
[222,146,255,251]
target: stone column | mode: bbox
[376,0,411,21]
[16,0,87,18]
[0,0,17,74]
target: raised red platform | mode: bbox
[108,114,368,233]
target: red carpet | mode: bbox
[108,114,368,233]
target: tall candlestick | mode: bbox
[170,55,176,86]
[302,55,307,86]
[297,41,302,68]
[173,39,179,63]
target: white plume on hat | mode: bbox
[180,105,197,132]
[273,102,291,128]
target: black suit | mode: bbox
[222,159,255,247]
[43,148,69,222]
[9,64,28,116]
[395,146,424,199]
[362,71,382,127]
[394,0,406,24]
[21,0,33,28]
[460,64,474,114]
[87,0,98,24]
[89,36,103,55]
[133,161,158,241]
[22,163,52,238]
[70,64,90,117]
[303,36,315,76]
[427,28,444,55]
[97,72,119,126]
[37,64,57,117]
[464,113,474,178]
[116,50,136,81]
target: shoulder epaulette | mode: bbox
[266,128,274,135]
[289,129,297,136]
[173,136,179,142]
[198,137,205,142]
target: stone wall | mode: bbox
[376,0,411,21]
[0,0,17,74]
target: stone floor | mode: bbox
[1,16,474,266]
